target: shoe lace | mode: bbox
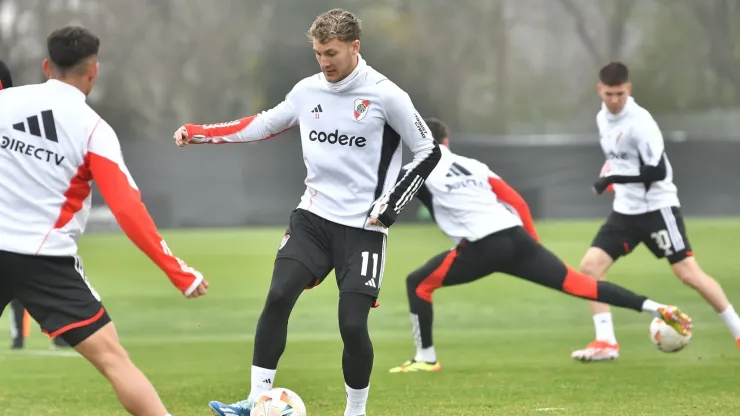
[232,399,253,409]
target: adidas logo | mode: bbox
[365,279,377,288]
[262,378,272,384]
[310,104,323,113]
[12,110,58,142]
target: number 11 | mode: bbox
[361,251,378,278]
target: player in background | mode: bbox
[175,9,440,416]
[1,59,71,351]
[571,62,740,362]
[0,59,11,89]
[386,118,692,373]
[0,27,207,416]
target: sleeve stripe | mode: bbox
[385,143,440,214]
[394,175,423,213]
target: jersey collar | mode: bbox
[603,96,635,122]
[46,79,87,101]
[323,54,368,93]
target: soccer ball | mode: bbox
[649,317,691,352]
[251,387,307,416]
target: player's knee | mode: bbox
[408,271,437,303]
[339,313,370,353]
[93,345,133,378]
[406,271,425,292]
[74,323,131,375]
[562,266,599,299]
[264,285,300,313]
[338,293,372,347]
[264,259,312,313]
[671,257,706,288]
[339,314,367,340]
[579,257,607,280]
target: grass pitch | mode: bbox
[1,219,739,415]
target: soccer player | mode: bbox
[571,62,740,361]
[173,9,441,416]
[386,117,692,373]
[0,27,207,416]
[0,59,11,90]
[1,59,71,351]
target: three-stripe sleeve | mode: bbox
[377,84,441,226]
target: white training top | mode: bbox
[597,96,679,214]
[0,80,202,295]
[183,55,441,233]
[403,146,539,245]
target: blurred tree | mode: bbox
[629,0,740,113]
[688,0,740,105]
[1,0,735,139]
[556,0,638,66]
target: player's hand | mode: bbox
[368,203,388,227]
[592,177,610,195]
[175,124,210,146]
[369,203,398,228]
[369,216,386,227]
[173,125,191,147]
[185,278,209,299]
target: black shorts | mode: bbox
[276,209,387,302]
[591,206,692,264]
[0,250,111,347]
[412,226,570,301]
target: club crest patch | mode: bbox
[279,234,290,250]
[354,99,371,121]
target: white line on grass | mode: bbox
[0,349,80,358]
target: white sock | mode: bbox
[593,312,617,345]
[719,305,740,339]
[248,365,276,402]
[345,384,369,416]
[414,346,437,363]
[641,299,665,317]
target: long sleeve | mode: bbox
[487,172,539,242]
[601,119,667,185]
[183,90,299,144]
[599,160,614,193]
[375,85,441,226]
[635,118,666,167]
[397,168,435,220]
[88,120,203,295]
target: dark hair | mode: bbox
[0,60,12,89]
[599,62,629,86]
[47,26,100,72]
[424,117,450,144]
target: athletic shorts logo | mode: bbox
[354,98,371,121]
[279,234,290,250]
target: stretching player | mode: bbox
[1,59,70,351]
[387,118,692,373]
[174,9,441,416]
[0,27,206,415]
[571,62,740,361]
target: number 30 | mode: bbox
[650,230,673,256]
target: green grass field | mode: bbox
[2,219,740,415]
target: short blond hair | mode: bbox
[307,8,362,44]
